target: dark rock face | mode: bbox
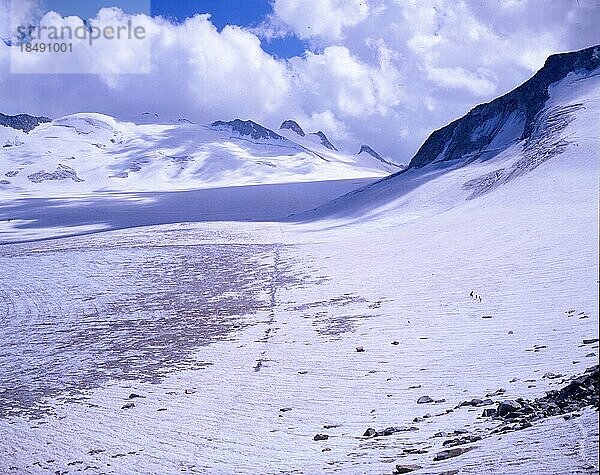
[280,120,305,136]
[407,45,600,170]
[0,112,51,132]
[311,131,337,150]
[27,164,84,183]
[211,119,284,140]
[358,145,402,168]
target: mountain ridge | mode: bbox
[0,112,51,133]
[407,45,599,170]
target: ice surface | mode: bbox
[0,63,598,474]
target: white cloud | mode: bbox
[271,0,369,41]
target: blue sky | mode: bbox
[41,0,307,58]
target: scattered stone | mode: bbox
[583,339,599,345]
[485,388,506,397]
[417,395,434,404]
[482,408,497,417]
[323,424,341,429]
[433,445,477,461]
[434,399,446,404]
[542,372,564,380]
[408,385,422,389]
[402,448,428,455]
[394,464,423,474]
[363,426,418,437]
[585,353,596,357]
[482,315,493,319]
[157,408,167,412]
[322,447,331,452]
[298,370,309,374]
[442,435,482,447]
[363,428,377,437]
[88,449,105,455]
[459,398,482,407]
[509,377,519,383]
[356,346,365,352]
[438,471,460,475]
[497,400,521,417]
[128,393,144,399]
[391,341,400,345]
[433,431,448,438]
[184,389,196,394]
[313,434,329,441]
[279,407,292,412]
[121,402,135,410]
[508,330,514,334]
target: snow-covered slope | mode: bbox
[0,114,392,199]
[297,45,600,223]
[0,47,598,475]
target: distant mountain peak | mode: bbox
[358,144,383,161]
[211,119,284,141]
[0,112,51,133]
[280,120,305,137]
[311,131,337,151]
[358,144,403,169]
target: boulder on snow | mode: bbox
[433,445,477,461]
[497,400,522,416]
[394,464,423,474]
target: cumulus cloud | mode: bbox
[0,0,598,164]
[270,0,369,41]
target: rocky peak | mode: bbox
[211,119,284,141]
[311,131,337,151]
[359,144,403,169]
[279,120,305,137]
